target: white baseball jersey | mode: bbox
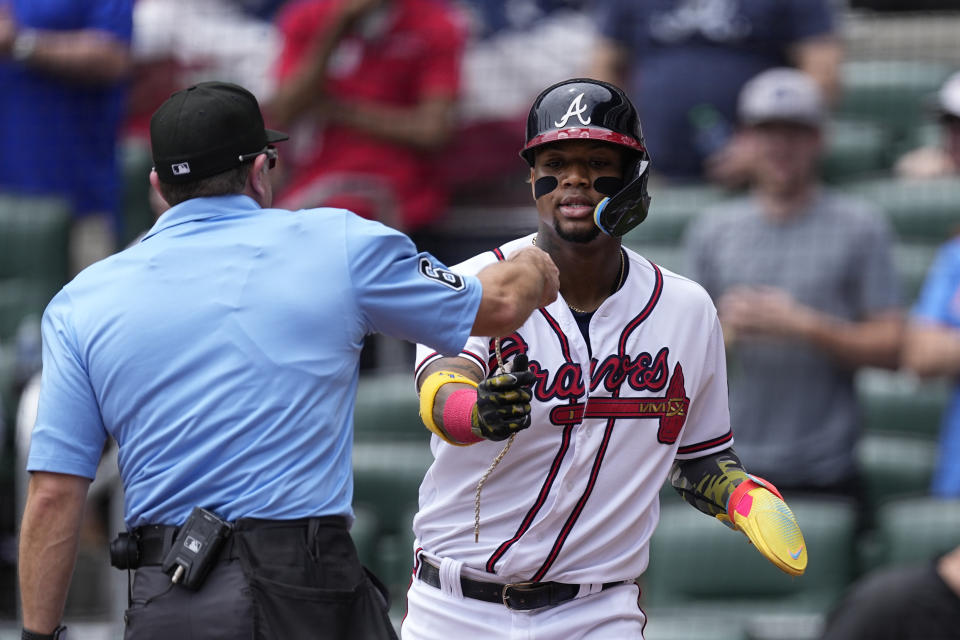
[413,233,733,585]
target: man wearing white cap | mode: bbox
[896,70,960,179]
[684,68,904,520]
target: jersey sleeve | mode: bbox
[414,333,490,386]
[852,209,902,315]
[413,252,498,384]
[674,311,734,459]
[345,214,482,356]
[27,291,108,479]
[912,241,960,326]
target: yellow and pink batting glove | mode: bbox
[716,475,807,576]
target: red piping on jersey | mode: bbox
[619,260,663,357]
[539,308,574,362]
[491,247,505,261]
[533,257,665,580]
[485,424,575,573]
[677,430,733,455]
[485,307,579,572]
[531,416,617,581]
[415,352,440,378]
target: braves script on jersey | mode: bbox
[414,234,734,585]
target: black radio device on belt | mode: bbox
[160,507,232,590]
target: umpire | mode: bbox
[17,81,558,640]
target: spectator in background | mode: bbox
[118,0,284,245]
[590,0,841,187]
[684,69,903,514]
[439,0,597,201]
[820,543,960,639]
[0,0,133,275]
[895,70,960,179]
[901,229,960,498]
[267,0,465,256]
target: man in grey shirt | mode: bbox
[684,68,903,502]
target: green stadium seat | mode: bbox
[354,373,427,442]
[352,441,432,528]
[0,193,71,282]
[350,503,381,567]
[836,60,952,147]
[856,432,938,517]
[643,499,857,615]
[626,183,732,245]
[874,497,960,567]
[121,141,158,246]
[821,118,890,183]
[893,242,939,305]
[0,279,55,342]
[642,612,749,640]
[856,368,948,439]
[844,177,960,243]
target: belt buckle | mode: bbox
[501,581,540,610]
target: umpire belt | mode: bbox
[133,524,240,566]
[417,558,624,611]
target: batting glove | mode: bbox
[471,355,535,441]
[717,476,808,576]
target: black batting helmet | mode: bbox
[520,78,652,236]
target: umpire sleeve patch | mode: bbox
[418,257,465,291]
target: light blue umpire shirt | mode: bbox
[27,195,482,527]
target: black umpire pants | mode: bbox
[123,516,397,640]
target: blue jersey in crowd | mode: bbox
[27,195,482,527]
[594,0,834,179]
[911,238,960,497]
[0,0,132,227]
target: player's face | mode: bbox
[530,140,624,244]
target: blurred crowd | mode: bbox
[2,0,960,636]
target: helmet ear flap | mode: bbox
[594,155,652,237]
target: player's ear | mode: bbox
[528,168,536,200]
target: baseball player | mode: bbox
[403,78,808,639]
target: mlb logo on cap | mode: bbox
[171,162,191,176]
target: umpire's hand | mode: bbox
[471,355,535,441]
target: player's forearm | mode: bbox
[472,248,558,337]
[11,30,131,83]
[802,311,904,369]
[19,472,90,633]
[417,358,483,444]
[902,323,960,378]
[670,448,749,518]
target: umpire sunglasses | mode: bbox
[238,145,278,169]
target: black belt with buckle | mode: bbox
[417,558,623,611]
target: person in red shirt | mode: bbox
[268,0,465,234]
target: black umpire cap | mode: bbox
[150,81,288,184]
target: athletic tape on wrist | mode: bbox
[419,371,479,446]
[444,388,482,444]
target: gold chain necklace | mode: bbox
[532,235,625,313]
